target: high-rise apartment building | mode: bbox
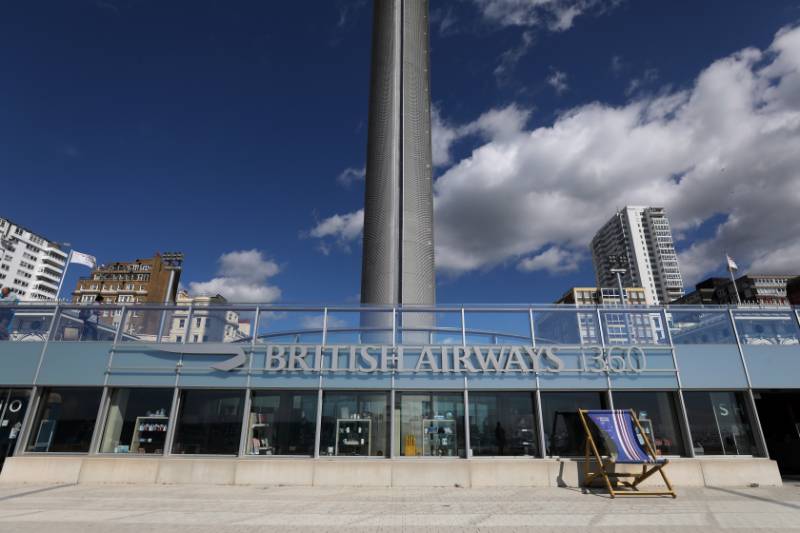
[591,207,684,305]
[72,252,182,333]
[0,217,68,301]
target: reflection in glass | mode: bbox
[541,391,607,456]
[533,311,582,345]
[397,392,464,457]
[320,391,388,457]
[100,388,173,454]
[611,391,685,456]
[27,388,102,453]
[668,311,735,345]
[54,307,118,341]
[469,392,537,456]
[172,390,244,455]
[684,391,758,456]
[733,312,800,345]
[247,391,317,455]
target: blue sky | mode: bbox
[2,0,800,304]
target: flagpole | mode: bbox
[726,253,742,305]
[56,250,73,302]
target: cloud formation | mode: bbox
[311,25,800,283]
[474,0,622,31]
[337,166,366,187]
[547,69,569,94]
[188,250,281,303]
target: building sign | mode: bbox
[258,344,649,374]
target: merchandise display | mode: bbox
[130,415,168,454]
[335,417,371,456]
[422,418,457,457]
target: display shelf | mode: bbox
[335,418,371,456]
[422,418,457,457]
[130,415,168,454]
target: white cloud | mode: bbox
[518,246,580,273]
[494,30,534,84]
[547,69,569,94]
[475,0,622,31]
[310,25,800,284]
[436,25,800,282]
[188,250,281,303]
[337,166,365,187]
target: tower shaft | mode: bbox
[361,0,435,307]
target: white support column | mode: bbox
[728,309,770,458]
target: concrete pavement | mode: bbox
[0,481,799,532]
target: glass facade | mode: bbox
[468,392,537,456]
[684,391,758,456]
[247,390,317,456]
[100,388,174,454]
[541,391,607,456]
[27,388,102,453]
[172,390,245,455]
[320,391,389,457]
[611,391,685,456]
[397,392,465,457]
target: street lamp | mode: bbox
[607,254,628,305]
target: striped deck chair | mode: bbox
[578,409,676,498]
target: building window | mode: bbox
[398,392,465,457]
[683,391,758,456]
[27,388,103,453]
[178,319,185,328]
[320,391,389,457]
[99,388,174,454]
[541,391,608,456]
[468,391,538,457]
[171,389,245,455]
[611,391,686,456]
[247,391,317,455]
[195,317,202,327]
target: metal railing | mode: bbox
[0,302,798,347]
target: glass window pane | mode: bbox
[53,306,118,341]
[733,312,800,345]
[247,391,317,456]
[684,391,758,456]
[464,311,531,345]
[533,311,583,345]
[541,391,607,456]
[398,392,465,457]
[611,391,685,456]
[468,392,537,456]
[0,389,31,467]
[100,388,174,454]
[171,390,244,455]
[667,310,736,345]
[600,311,667,345]
[27,388,102,453]
[320,391,389,457]
[0,307,54,341]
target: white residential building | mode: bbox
[591,206,684,305]
[167,291,251,343]
[0,217,68,301]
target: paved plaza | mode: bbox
[0,481,799,532]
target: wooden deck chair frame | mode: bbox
[578,409,676,498]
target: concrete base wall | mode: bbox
[0,456,782,488]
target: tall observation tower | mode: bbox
[360,0,435,308]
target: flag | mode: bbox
[726,254,738,272]
[70,250,97,269]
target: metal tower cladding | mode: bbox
[360,0,435,307]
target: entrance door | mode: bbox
[0,389,30,471]
[754,391,800,476]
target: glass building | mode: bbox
[0,303,797,484]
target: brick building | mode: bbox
[71,252,183,334]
